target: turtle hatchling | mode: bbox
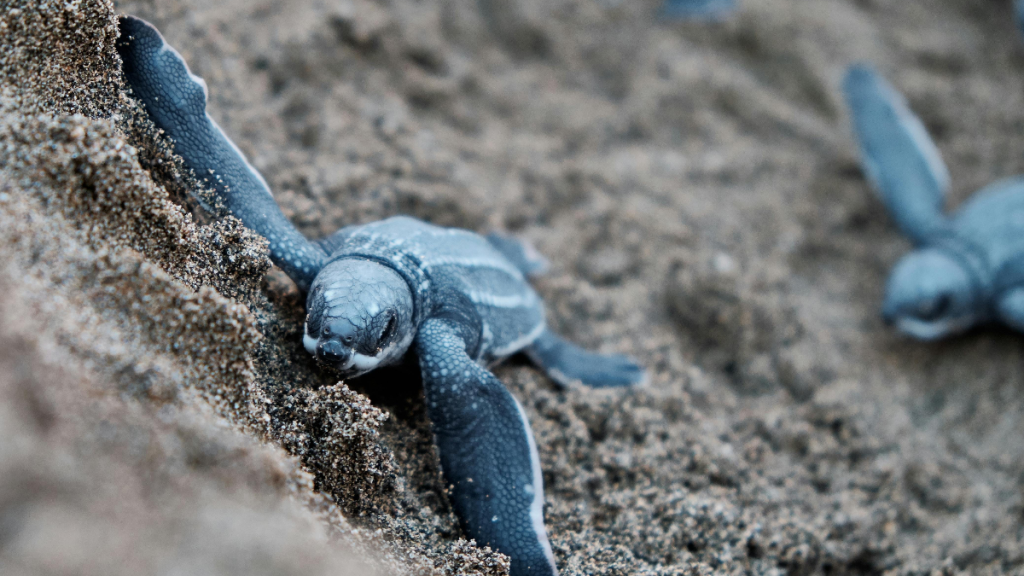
[843,64,1024,339]
[117,16,645,576]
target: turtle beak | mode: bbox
[317,339,353,367]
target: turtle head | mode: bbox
[882,248,982,340]
[304,258,415,377]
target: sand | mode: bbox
[2,0,1024,574]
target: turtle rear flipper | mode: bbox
[843,64,951,245]
[485,232,549,278]
[416,319,558,576]
[117,16,325,291]
[525,329,646,389]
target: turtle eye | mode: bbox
[918,294,951,321]
[380,314,397,343]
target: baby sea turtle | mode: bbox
[843,64,1024,339]
[117,16,645,576]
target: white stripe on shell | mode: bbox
[344,223,525,279]
[151,21,275,199]
[358,222,521,276]
[510,395,558,574]
[421,255,524,279]
[425,227,482,239]
[466,289,538,309]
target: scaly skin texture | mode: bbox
[417,318,556,576]
[117,16,326,290]
[117,15,644,576]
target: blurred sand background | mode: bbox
[2,0,1024,574]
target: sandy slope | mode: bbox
[2,0,1024,574]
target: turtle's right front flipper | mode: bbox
[416,319,558,576]
[117,16,325,291]
[843,64,951,245]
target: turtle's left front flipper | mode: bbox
[117,16,324,291]
[416,319,558,576]
[843,64,951,245]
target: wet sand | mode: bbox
[2,0,1024,574]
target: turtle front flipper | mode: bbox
[117,16,325,291]
[525,329,646,389]
[416,319,558,576]
[843,64,951,245]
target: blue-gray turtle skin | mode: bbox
[1016,0,1024,40]
[843,64,1024,339]
[117,16,645,576]
[659,0,736,21]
